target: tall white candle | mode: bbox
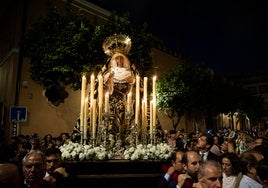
[127,92,132,112]
[90,74,95,130]
[152,76,156,101]
[153,98,156,129]
[135,76,140,125]
[105,92,109,113]
[150,100,153,135]
[84,97,88,140]
[143,77,148,128]
[98,75,103,125]
[92,99,97,140]
[80,76,86,137]
[142,99,145,130]
[90,74,95,104]
[152,76,157,129]
[144,77,148,101]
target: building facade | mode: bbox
[1,0,187,143]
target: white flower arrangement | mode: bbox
[60,141,109,161]
[124,143,174,161]
[60,141,174,162]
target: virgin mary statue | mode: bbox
[98,34,139,144]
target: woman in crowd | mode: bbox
[43,134,53,148]
[210,135,221,156]
[221,152,241,188]
[221,137,235,154]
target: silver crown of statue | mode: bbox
[102,34,132,56]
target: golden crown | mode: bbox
[102,34,132,56]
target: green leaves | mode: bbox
[157,61,264,128]
[157,63,213,114]
[22,2,153,92]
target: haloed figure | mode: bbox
[104,53,135,95]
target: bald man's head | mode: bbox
[0,163,21,188]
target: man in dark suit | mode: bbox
[196,133,219,162]
[157,150,185,188]
[177,150,202,188]
[43,148,76,188]
[22,150,51,188]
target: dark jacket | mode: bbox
[207,151,219,161]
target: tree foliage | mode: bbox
[22,1,93,90]
[22,0,153,92]
[157,63,214,113]
[157,62,264,129]
[157,63,215,129]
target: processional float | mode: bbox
[76,34,158,149]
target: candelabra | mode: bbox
[80,125,84,145]
[125,110,134,129]
[83,134,87,145]
[90,133,96,147]
[126,108,141,146]
[141,133,147,145]
[149,126,156,145]
[102,111,110,146]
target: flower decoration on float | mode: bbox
[60,141,174,162]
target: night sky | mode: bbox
[89,0,268,75]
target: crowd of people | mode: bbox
[0,127,268,187]
[158,127,268,188]
[0,132,70,164]
[0,132,74,187]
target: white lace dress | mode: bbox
[222,172,237,188]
